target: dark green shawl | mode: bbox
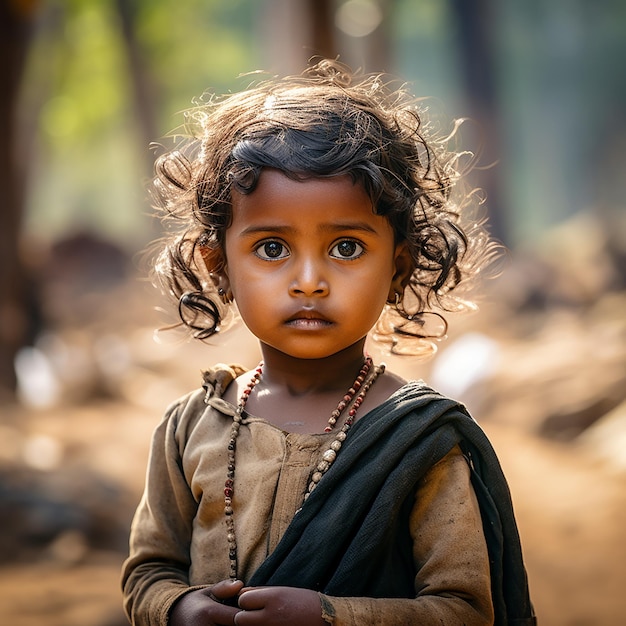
[248,382,536,625]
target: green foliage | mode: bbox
[21,0,259,248]
[30,2,129,149]
[135,0,259,125]
[18,0,626,250]
[391,0,462,116]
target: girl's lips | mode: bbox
[284,310,333,329]
[285,317,333,329]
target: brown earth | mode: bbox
[1,216,625,625]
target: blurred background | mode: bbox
[1,1,625,624]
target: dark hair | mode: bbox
[150,59,495,355]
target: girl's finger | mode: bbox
[237,588,267,611]
[210,578,245,601]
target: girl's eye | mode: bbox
[255,240,289,260]
[330,240,364,260]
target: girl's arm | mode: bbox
[123,393,493,625]
[317,446,494,625]
[232,446,494,626]
[121,395,221,625]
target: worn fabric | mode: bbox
[121,364,530,625]
[249,378,536,625]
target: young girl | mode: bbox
[122,60,535,626]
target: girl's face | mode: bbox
[223,169,409,362]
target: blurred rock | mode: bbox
[497,211,626,313]
[44,231,130,294]
[577,400,626,473]
[463,210,626,445]
[1,206,625,625]
[429,332,500,415]
[0,463,134,564]
[539,394,625,441]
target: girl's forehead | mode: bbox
[228,169,393,237]
[233,170,369,214]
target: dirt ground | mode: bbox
[1,336,625,626]
[1,256,625,625]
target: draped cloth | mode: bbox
[248,382,536,625]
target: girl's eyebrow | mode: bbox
[238,224,293,237]
[321,222,379,235]
[238,222,380,237]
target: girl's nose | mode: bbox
[288,258,329,297]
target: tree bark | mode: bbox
[114,0,159,165]
[307,0,337,60]
[449,0,506,244]
[0,0,38,400]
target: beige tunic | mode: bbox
[122,366,494,625]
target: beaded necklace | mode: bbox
[223,356,385,580]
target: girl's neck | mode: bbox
[258,341,369,396]
[229,340,406,434]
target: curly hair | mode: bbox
[149,59,495,355]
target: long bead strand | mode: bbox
[224,357,382,578]
[224,362,262,579]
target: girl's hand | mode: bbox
[169,579,244,625]
[234,586,326,626]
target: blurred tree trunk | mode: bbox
[305,0,392,73]
[367,0,392,72]
[0,1,38,401]
[259,1,337,75]
[114,0,159,167]
[449,0,506,244]
[308,0,337,59]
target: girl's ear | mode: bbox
[388,242,413,301]
[199,245,232,303]
[199,244,224,273]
